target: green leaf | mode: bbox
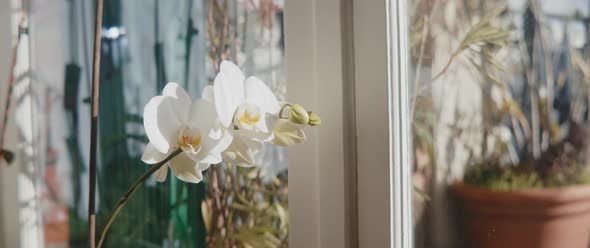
[1,149,14,164]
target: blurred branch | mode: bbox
[531,0,556,145]
[0,14,26,165]
[411,15,431,122]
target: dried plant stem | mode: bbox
[431,51,460,82]
[410,16,429,121]
[0,15,26,163]
[88,0,104,247]
[97,149,182,248]
[207,165,233,247]
[410,0,441,119]
[206,2,235,246]
[207,0,231,72]
[528,71,541,159]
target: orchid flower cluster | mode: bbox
[140,61,319,184]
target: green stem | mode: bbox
[97,148,182,248]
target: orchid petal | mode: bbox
[186,129,233,164]
[254,112,278,135]
[236,114,276,142]
[210,129,233,155]
[199,129,233,164]
[271,119,307,146]
[183,151,206,165]
[244,76,280,115]
[180,100,233,164]
[144,96,184,153]
[202,85,215,103]
[198,163,211,171]
[222,133,263,167]
[163,82,191,105]
[214,61,245,127]
[154,165,169,182]
[141,143,170,164]
[200,153,223,165]
[169,153,204,183]
[208,127,223,140]
[188,100,218,131]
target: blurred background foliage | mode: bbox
[409,0,590,247]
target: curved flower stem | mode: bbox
[96,148,182,248]
[278,103,292,119]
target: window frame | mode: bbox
[285,0,413,247]
[284,0,352,247]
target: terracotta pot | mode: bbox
[451,183,590,248]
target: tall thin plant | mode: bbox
[88,0,104,247]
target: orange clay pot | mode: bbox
[451,183,590,248]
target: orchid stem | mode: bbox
[278,103,292,119]
[96,148,182,248]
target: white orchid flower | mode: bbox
[205,61,280,167]
[141,82,233,183]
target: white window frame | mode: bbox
[284,0,351,247]
[285,0,413,247]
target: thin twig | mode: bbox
[88,0,104,247]
[207,165,225,246]
[410,15,430,122]
[97,149,182,247]
[526,0,554,146]
[431,51,459,82]
[0,14,26,163]
[528,69,541,159]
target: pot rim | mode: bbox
[451,182,590,205]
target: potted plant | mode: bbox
[444,4,590,248]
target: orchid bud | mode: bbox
[272,119,307,146]
[289,104,310,124]
[308,112,321,126]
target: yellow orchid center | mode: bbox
[235,103,262,129]
[177,126,202,153]
[239,110,261,125]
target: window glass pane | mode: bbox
[410,0,590,247]
[22,0,288,247]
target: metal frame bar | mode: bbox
[354,0,413,247]
[285,0,351,247]
[387,0,413,247]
